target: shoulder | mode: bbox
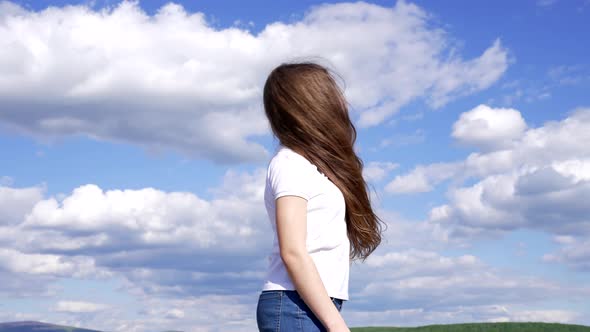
[267,147,316,182]
[270,147,313,169]
[267,146,316,200]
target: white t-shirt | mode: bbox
[260,144,350,301]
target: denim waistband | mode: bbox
[261,289,344,304]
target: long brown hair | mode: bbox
[263,60,387,263]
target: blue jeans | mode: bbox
[256,290,344,332]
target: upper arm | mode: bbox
[275,195,307,259]
[268,155,312,259]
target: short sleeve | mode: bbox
[268,154,312,201]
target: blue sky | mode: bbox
[0,0,589,331]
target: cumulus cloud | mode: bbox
[499,309,580,323]
[357,250,586,308]
[377,128,427,149]
[431,110,590,239]
[0,0,507,163]
[386,106,590,195]
[111,293,256,331]
[385,161,461,194]
[0,248,105,277]
[345,246,590,327]
[386,105,590,272]
[19,179,265,254]
[385,105,531,194]
[0,270,61,298]
[548,64,590,86]
[452,104,527,151]
[0,166,271,301]
[0,236,111,297]
[543,236,590,272]
[345,306,581,327]
[0,168,589,329]
[55,300,110,313]
[429,138,590,239]
[362,161,399,183]
[385,149,516,194]
[333,209,590,326]
[0,184,44,225]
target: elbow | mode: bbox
[280,248,307,265]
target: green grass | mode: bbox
[350,322,590,332]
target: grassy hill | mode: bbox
[0,321,101,332]
[350,322,590,332]
[1,320,589,332]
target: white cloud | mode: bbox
[452,104,527,151]
[345,245,590,327]
[0,1,26,18]
[55,300,110,313]
[384,149,516,195]
[0,247,111,299]
[543,237,590,272]
[0,169,589,329]
[387,106,590,195]
[428,158,590,238]
[504,309,580,323]
[386,162,460,194]
[362,161,399,183]
[0,0,507,162]
[548,64,590,85]
[382,106,590,272]
[337,209,590,326]
[19,179,265,252]
[386,168,433,193]
[119,293,256,331]
[0,184,44,225]
[0,166,271,300]
[0,248,103,277]
[426,39,508,109]
[552,235,576,245]
[344,305,578,328]
[363,248,481,273]
[377,128,426,149]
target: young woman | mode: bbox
[256,61,386,332]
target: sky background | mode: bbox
[1,0,589,331]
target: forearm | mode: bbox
[282,252,347,330]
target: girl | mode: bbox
[256,61,386,332]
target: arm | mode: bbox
[275,195,349,332]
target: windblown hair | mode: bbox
[263,60,387,263]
